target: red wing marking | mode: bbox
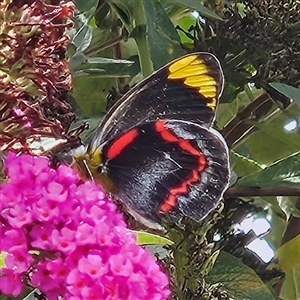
[107,128,139,160]
[178,140,201,157]
[155,120,207,214]
[155,120,178,142]
[159,169,199,213]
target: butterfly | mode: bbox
[74,52,230,227]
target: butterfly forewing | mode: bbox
[88,52,224,153]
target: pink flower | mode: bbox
[78,252,108,278]
[75,223,97,246]
[5,204,33,228]
[0,152,171,299]
[51,227,76,254]
[1,228,27,252]
[31,196,60,222]
[29,223,54,249]
[0,268,24,297]
[109,254,133,277]
[4,248,33,274]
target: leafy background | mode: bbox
[4,0,300,299]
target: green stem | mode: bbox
[132,0,153,77]
[168,228,188,300]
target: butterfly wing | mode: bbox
[88,52,224,153]
[80,52,229,224]
[98,120,229,223]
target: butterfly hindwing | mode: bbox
[89,52,224,153]
[99,120,229,223]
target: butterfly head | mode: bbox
[73,147,114,194]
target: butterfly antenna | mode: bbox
[83,159,95,182]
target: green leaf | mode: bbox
[0,251,5,267]
[106,0,135,28]
[235,126,300,165]
[69,52,87,72]
[142,0,185,69]
[216,87,263,127]
[236,3,247,18]
[71,76,116,117]
[86,57,134,65]
[269,82,300,108]
[74,0,99,12]
[72,69,106,77]
[73,69,130,78]
[173,0,223,21]
[233,100,300,164]
[231,151,262,177]
[177,14,198,44]
[132,231,173,245]
[276,196,299,220]
[265,205,286,249]
[73,57,137,78]
[237,151,300,187]
[206,252,276,300]
[72,24,93,52]
[276,233,300,273]
[280,263,300,300]
[254,120,300,151]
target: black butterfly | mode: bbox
[75,52,230,226]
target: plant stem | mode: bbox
[221,93,274,148]
[225,186,300,197]
[132,0,153,78]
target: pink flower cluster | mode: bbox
[0,153,170,299]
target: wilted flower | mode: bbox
[0,0,76,151]
[0,152,170,299]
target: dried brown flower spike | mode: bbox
[0,0,75,153]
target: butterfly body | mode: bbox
[75,52,230,226]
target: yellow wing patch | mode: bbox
[167,54,221,109]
